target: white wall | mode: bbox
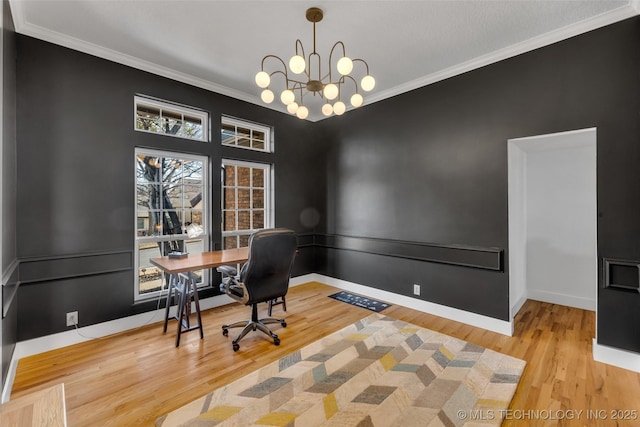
[507,145,527,318]
[526,142,596,308]
[509,128,597,313]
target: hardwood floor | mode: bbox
[10,281,640,426]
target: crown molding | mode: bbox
[365,3,640,108]
[9,1,640,122]
[8,0,263,106]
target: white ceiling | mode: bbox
[10,0,639,121]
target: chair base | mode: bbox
[222,303,286,351]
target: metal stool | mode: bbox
[162,271,203,346]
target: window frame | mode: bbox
[134,95,210,142]
[221,115,272,153]
[134,148,210,302]
[221,158,274,249]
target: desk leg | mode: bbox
[175,273,204,346]
[192,279,204,340]
[175,276,187,347]
[162,273,178,333]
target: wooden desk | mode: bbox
[150,247,249,274]
[0,383,67,426]
[150,247,249,346]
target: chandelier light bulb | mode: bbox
[336,57,353,75]
[296,105,309,119]
[333,101,346,115]
[289,55,306,74]
[255,71,271,88]
[322,103,334,116]
[280,89,295,105]
[261,89,274,104]
[350,93,363,108]
[324,83,339,100]
[361,75,376,92]
[287,101,299,114]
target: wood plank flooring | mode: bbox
[10,281,640,426]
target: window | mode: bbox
[135,148,209,300]
[134,96,209,142]
[222,159,273,249]
[221,116,271,152]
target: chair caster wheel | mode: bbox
[273,337,280,346]
[281,321,287,328]
[232,343,240,352]
[222,328,228,337]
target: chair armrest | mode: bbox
[216,265,238,277]
[219,276,250,305]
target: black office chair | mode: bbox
[218,228,298,351]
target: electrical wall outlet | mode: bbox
[66,311,78,327]
[413,284,421,296]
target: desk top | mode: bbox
[150,247,249,274]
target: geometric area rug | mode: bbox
[156,313,526,427]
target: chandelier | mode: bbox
[255,7,375,119]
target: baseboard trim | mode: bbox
[308,273,514,336]
[7,275,630,402]
[1,278,314,403]
[6,272,510,363]
[593,339,640,373]
[510,293,528,319]
[527,289,596,311]
[10,277,310,360]
[1,359,18,403]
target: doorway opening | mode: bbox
[508,128,597,321]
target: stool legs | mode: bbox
[268,296,286,317]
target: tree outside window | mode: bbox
[135,149,208,300]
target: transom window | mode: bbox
[222,159,273,249]
[134,95,209,142]
[221,116,271,152]
[135,148,209,300]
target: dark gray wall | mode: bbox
[15,35,323,340]
[1,0,17,389]
[11,15,640,356]
[317,18,640,352]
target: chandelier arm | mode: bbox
[330,41,347,58]
[268,70,293,88]
[293,39,313,80]
[294,39,305,58]
[266,70,306,94]
[320,71,332,83]
[328,41,347,82]
[335,75,347,100]
[343,74,359,93]
[295,83,306,103]
[261,55,289,73]
[287,78,308,87]
[309,52,321,83]
[352,58,371,75]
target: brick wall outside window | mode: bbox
[223,161,269,249]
